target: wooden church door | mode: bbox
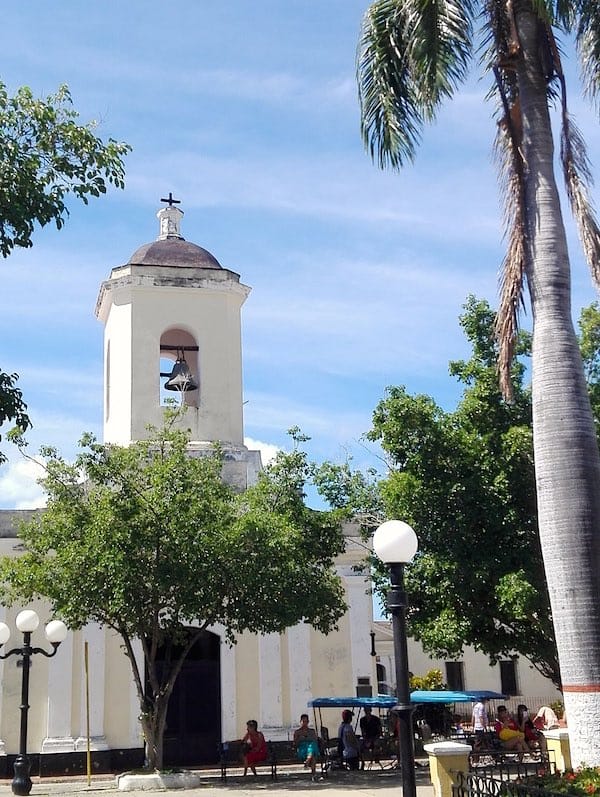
[155,630,222,766]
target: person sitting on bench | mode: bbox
[338,710,360,770]
[293,714,319,778]
[360,707,382,768]
[240,719,267,776]
[494,706,529,754]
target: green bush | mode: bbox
[534,766,600,796]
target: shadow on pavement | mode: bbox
[204,766,432,791]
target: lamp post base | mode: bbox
[11,754,32,796]
[394,701,417,797]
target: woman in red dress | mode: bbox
[240,720,267,776]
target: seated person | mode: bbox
[533,705,560,730]
[494,706,529,754]
[293,713,319,777]
[360,707,382,768]
[338,709,360,770]
[451,714,467,738]
[240,719,267,776]
[517,704,547,753]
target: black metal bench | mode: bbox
[218,740,277,781]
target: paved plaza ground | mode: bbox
[0,764,435,797]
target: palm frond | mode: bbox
[553,0,577,29]
[358,0,476,168]
[481,0,527,72]
[482,1,565,112]
[561,114,600,286]
[493,69,528,401]
[528,0,556,25]
[358,1,422,167]
[481,0,513,73]
[574,0,600,108]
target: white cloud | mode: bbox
[244,437,280,466]
[0,458,47,510]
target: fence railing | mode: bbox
[452,766,565,797]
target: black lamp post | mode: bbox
[370,630,377,657]
[0,610,68,796]
[373,520,418,797]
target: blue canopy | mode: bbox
[409,690,505,703]
[308,690,505,710]
[308,696,398,709]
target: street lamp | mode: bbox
[0,610,68,796]
[373,520,418,797]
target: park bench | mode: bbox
[218,739,278,781]
[467,732,552,775]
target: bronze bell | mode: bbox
[164,354,198,392]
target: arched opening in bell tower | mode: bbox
[159,328,200,407]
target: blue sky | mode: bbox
[1,2,599,509]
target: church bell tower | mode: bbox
[95,196,261,488]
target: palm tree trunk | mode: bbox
[515,3,600,766]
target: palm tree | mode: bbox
[358,0,600,766]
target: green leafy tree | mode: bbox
[410,668,445,691]
[315,298,600,691]
[0,371,31,464]
[0,81,130,257]
[0,417,346,771]
[0,80,129,461]
[357,0,600,764]
[579,302,600,432]
[369,298,559,686]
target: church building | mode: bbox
[0,200,376,773]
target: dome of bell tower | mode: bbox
[127,194,222,269]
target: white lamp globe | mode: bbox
[373,520,418,564]
[45,620,68,644]
[16,610,39,633]
[0,623,10,645]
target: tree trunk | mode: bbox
[515,3,600,767]
[141,700,168,771]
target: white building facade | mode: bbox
[0,202,377,774]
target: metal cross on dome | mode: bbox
[160,192,181,207]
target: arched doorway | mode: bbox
[156,630,221,766]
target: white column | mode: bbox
[214,624,237,741]
[287,623,312,725]
[259,633,283,730]
[41,631,75,753]
[339,564,374,692]
[75,623,108,751]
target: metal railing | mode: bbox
[453,761,564,797]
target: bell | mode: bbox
[164,356,198,392]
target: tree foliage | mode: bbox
[0,79,130,464]
[579,302,600,434]
[0,81,130,258]
[0,416,346,770]
[378,297,557,684]
[0,371,31,465]
[316,297,600,689]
